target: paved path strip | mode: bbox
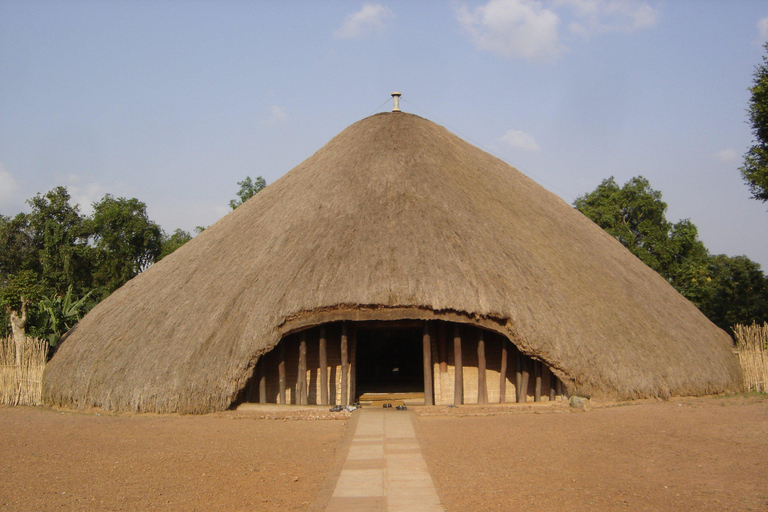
[325,408,445,512]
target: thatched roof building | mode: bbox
[43,111,741,413]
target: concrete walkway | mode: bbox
[325,408,445,512]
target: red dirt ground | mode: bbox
[1,396,766,511]
[414,395,768,512]
[0,407,348,512]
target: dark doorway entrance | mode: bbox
[355,327,424,396]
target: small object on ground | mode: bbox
[396,405,407,411]
[344,405,357,412]
[329,405,343,412]
[569,396,591,411]
[382,403,393,408]
[448,405,457,408]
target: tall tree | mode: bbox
[23,187,92,295]
[229,176,266,209]
[575,176,768,332]
[158,228,193,260]
[89,195,162,295]
[741,42,768,203]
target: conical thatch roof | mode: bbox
[43,112,741,413]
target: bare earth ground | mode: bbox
[0,407,348,512]
[1,396,766,512]
[414,395,768,512]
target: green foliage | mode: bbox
[575,176,768,332]
[89,194,163,295]
[700,255,768,329]
[741,43,768,203]
[573,177,707,280]
[229,176,266,209]
[25,187,93,295]
[37,285,93,347]
[0,270,44,313]
[159,228,193,260]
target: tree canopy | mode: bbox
[741,42,768,203]
[575,176,768,332]
[229,176,266,209]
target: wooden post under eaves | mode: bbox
[258,356,267,404]
[515,351,522,403]
[278,340,287,405]
[438,322,448,373]
[518,354,530,403]
[340,323,349,406]
[423,322,434,406]
[534,360,542,402]
[477,330,487,405]
[349,326,357,403]
[549,368,556,401]
[298,331,308,405]
[499,340,508,404]
[453,324,463,406]
[319,326,328,405]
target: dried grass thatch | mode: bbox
[43,112,741,413]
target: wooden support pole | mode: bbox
[556,376,563,399]
[499,339,508,404]
[477,329,487,405]
[514,348,522,403]
[258,356,267,404]
[423,322,434,406]
[298,331,308,406]
[534,360,542,402]
[349,326,357,403]
[340,323,349,406]
[453,324,463,406]
[278,340,286,405]
[518,353,530,403]
[549,368,556,401]
[438,322,448,373]
[319,326,328,405]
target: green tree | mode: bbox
[699,255,768,330]
[229,176,266,209]
[0,271,44,365]
[573,176,705,277]
[158,228,193,260]
[89,195,162,295]
[1,188,92,296]
[576,176,768,332]
[741,42,768,203]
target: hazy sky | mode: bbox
[2,1,768,268]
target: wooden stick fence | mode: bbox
[733,323,768,393]
[0,335,47,406]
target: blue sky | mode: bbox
[1,0,767,268]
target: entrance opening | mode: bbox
[355,327,424,396]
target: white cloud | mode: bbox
[335,3,393,39]
[267,105,288,124]
[456,0,657,61]
[555,0,658,35]
[758,17,768,42]
[716,148,738,163]
[457,0,563,61]
[502,129,541,151]
[0,164,21,210]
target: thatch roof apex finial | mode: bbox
[391,92,402,112]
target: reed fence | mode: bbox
[733,323,768,393]
[0,335,47,406]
